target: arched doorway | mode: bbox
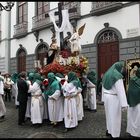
[17,48,26,73]
[98,30,119,78]
[36,43,48,68]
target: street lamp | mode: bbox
[0,2,14,11]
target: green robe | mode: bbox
[87,70,97,85]
[102,61,124,90]
[68,71,79,89]
[44,72,60,98]
[127,67,140,107]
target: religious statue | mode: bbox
[69,23,86,56]
[63,32,72,52]
[50,32,58,51]
[47,33,59,64]
[130,65,138,78]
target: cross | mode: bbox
[46,2,77,51]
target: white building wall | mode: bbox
[78,4,140,45]
[0,2,139,73]
[28,2,35,32]
[81,2,92,16]
[10,2,17,37]
[3,2,140,55]
[50,2,58,9]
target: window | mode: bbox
[98,30,118,43]
[18,2,27,23]
[37,2,49,15]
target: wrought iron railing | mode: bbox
[32,12,52,30]
[13,21,28,38]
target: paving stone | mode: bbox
[0,100,131,138]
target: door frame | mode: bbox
[94,26,122,79]
[16,45,27,73]
[97,41,119,79]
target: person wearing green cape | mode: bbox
[25,72,34,120]
[102,61,128,138]
[126,67,140,137]
[62,71,79,132]
[44,72,64,126]
[86,70,97,112]
[28,72,44,125]
[75,74,84,121]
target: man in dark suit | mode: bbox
[17,71,29,125]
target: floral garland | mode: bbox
[41,56,88,78]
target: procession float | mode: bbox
[39,23,89,78]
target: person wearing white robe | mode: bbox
[25,72,34,119]
[75,76,84,121]
[44,72,63,126]
[0,75,6,120]
[86,70,97,111]
[62,72,79,131]
[42,78,49,121]
[69,29,81,55]
[86,80,96,110]
[28,73,44,125]
[126,67,140,137]
[102,61,128,138]
[11,73,19,108]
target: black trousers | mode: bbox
[4,88,11,102]
[18,101,27,124]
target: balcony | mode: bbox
[32,12,52,31]
[62,2,81,20]
[90,2,123,16]
[13,21,28,39]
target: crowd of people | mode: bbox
[0,60,140,138]
[0,69,97,132]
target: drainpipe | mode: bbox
[5,10,11,73]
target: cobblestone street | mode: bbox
[0,99,131,138]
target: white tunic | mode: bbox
[127,103,140,137]
[25,80,32,118]
[62,82,78,128]
[86,79,97,110]
[48,90,64,123]
[42,93,48,120]
[76,87,84,121]
[0,81,6,117]
[28,82,44,124]
[102,79,128,138]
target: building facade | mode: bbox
[0,2,140,79]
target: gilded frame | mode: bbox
[125,58,140,89]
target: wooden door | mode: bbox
[98,41,119,78]
[18,50,26,73]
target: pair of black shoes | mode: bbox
[18,121,25,126]
[106,130,112,137]
[0,116,5,122]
